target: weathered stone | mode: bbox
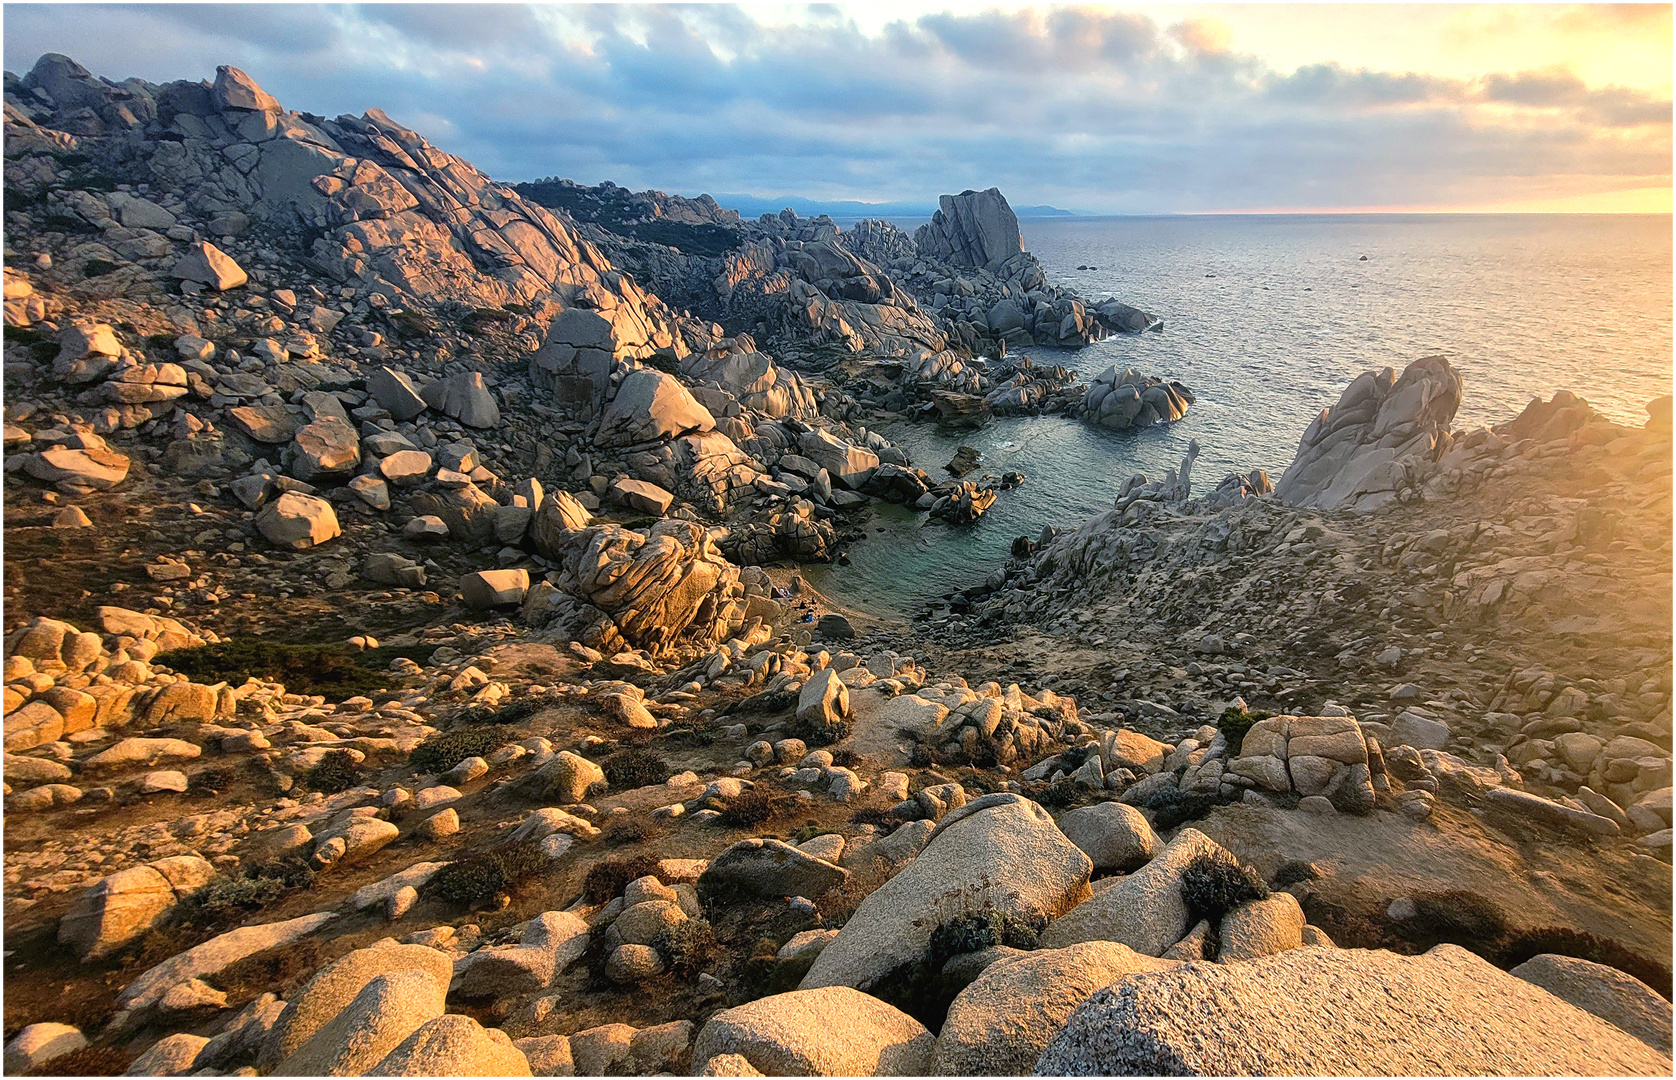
[172,240,247,291]
[256,491,340,549]
[459,569,530,609]
[3,1023,87,1074]
[797,667,850,730]
[366,367,428,421]
[271,970,445,1076]
[930,942,1177,1075]
[420,371,500,428]
[1036,945,1669,1075]
[1056,802,1158,872]
[692,986,933,1076]
[368,1015,531,1076]
[1510,953,1672,1054]
[1218,891,1305,962]
[1040,827,1224,955]
[259,943,454,1067]
[292,416,362,481]
[802,795,1090,993]
[117,913,337,1024]
[596,369,714,447]
[609,478,674,516]
[698,839,849,903]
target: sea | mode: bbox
[803,213,1674,615]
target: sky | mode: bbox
[3,2,1671,214]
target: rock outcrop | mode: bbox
[1078,367,1194,431]
[914,188,1024,271]
[1275,355,1463,513]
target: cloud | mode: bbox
[1,3,1668,212]
[1171,17,1233,56]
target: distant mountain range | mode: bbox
[710,193,1080,221]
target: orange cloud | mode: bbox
[1171,15,1233,55]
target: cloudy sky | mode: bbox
[4,3,1671,213]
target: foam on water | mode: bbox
[805,213,1673,613]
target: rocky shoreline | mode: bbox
[2,54,1670,1078]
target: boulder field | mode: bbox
[2,51,1670,1080]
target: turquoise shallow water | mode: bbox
[805,213,1673,613]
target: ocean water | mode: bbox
[805,214,1673,613]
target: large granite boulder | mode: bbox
[255,492,340,550]
[1035,944,1669,1075]
[1055,802,1158,872]
[271,970,445,1076]
[556,520,743,655]
[797,429,879,489]
[530,489,593,556]
[691,986,933,1076]
[1040,828,1223,955]
[1275,355,1463,513]
[368,1015,531,1076]
[930,942,1177,1075]
[115,914,338,1029]
[800,794,1091,994]
[1510,953,1672,1054]
[419,371,500,428]
[914,189,1024,271]
[530,308,616,415]
[290,416,361,481]
[697,839,849,904]
[596,369,714,447]
[258,943,454,1068]
[58,855,216,960]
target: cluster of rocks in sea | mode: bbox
[3,52,1671,1080]
[528,178,1189,430]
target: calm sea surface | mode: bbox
[806,214,1673,612]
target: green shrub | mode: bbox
[1136,785,1221,831]
[1270,859,1321,890]
[602,748,670,790]
[790,824,838,845]
[582,855,660,904]
[452,697,545,726]
[304,750,362,794]
[195,873,290,917]
[926,909,1044,961]
[1035,779,1080,808]
[872,909,1048,1030]
[155,639,388,698]
[653,918,716,976]
[718,788,792,828]
[429,841,548,906]
[408,729,501,774]
[1216,707,1275,756]
[788,712,850,747]
[1180,849,1269,923]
